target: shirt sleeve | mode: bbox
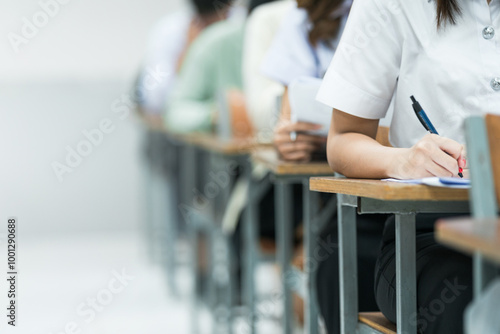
[316,0,403,119]
[243,3,287,134]
[138,14,188,114]
[260,6,320,86]
[165,32,215,133]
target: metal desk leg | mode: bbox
[180,145,199,334]
[212,230,233,334]
[212,153,234,334]
[190,224,200,334]
[143,131,156,262]
[304,182,320,334]
[276,181,294,334]
[338,196,358,334]
[473,252,498,297]
[164,141,179,298]
[395,214,416,334]
[243,169,258,334]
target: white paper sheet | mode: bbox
[382,177,471,189]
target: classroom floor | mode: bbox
[13,230,299,334]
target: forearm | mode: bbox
[327,132,404,179]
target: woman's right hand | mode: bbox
[273,120,327,162]
[388,134,467,179]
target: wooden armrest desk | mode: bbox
[245,148,334,334]
[437,217,500,265]
[161,131,270,334]
[436,216,500,299]
[309,177,469,334]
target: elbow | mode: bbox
[327,133,352,177]
[327,133,341,174]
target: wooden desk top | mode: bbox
[191,135,271,155]
[170,132,271,155]
[436,217,500,264]
[252,149,334,176]
[137,113,269,154]
[309,177,469,201]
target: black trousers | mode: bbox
[317,213,473,334]
[375,214,473,334]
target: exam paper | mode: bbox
[382,177,471,189]
[289,77,331,136]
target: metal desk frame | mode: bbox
[176,137,253,334]
[335,194,470,334]
[143,128,181,297]
[244,169,336,334]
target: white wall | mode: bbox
[0,0,185,234]
[0,0,185,82]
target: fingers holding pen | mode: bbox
[393,134,467,178]
[427,134,466,177]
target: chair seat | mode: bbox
[359,312,397,334]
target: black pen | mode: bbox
[410,96,463,178]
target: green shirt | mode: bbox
[165,20,245,133]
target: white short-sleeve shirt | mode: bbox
[260,2,351,85]
[317,0,500,148]
[138,10,191,114]
[243,0,293,133]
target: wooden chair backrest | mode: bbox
[486,114,500,207]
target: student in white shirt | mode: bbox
[135,0,233,115]
[317,0,499,332]
[243,0,294,140]
[261,0,351,162]
[261,2,391,333]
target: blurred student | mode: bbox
[165,0,281,134]
[260,2,392,333]
[135,0,233,116]
[316,0,491,332]
[243,0,294,140]
[261,0,352,162]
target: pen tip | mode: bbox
[410,96,416,103]
[458,172,463,178]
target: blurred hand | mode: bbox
[389,134,466,179]
[274,121,326,162]
[227,89,253,138]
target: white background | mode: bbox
[0,0,184,82]
[0,0,184,233]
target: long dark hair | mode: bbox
[436,0,462,28]
[297,0,344,46]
